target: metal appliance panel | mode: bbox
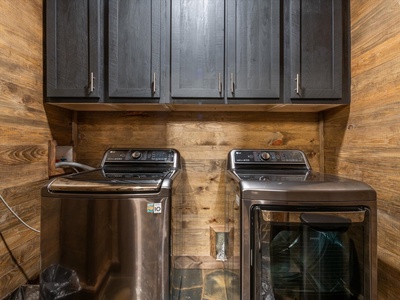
[101,148,180,168]
[47,169,165,193]
[225,149,377,300]
[47,148,181,194]
[40,148,181,299]
[233,172,377,202]
[41,195,171,299]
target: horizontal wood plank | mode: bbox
[0,0,71,297]
[76,111,321,257]
[324,1,400,298]
[0,254,40,296]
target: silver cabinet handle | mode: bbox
[89,72,95,94]
[218,73,222,94]
[295,73,300,95]
[152,72,156,95]
[230,73,234,94]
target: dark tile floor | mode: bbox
[6,269,240,300]
[171,269,240,300]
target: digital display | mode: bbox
[106,150,128,161]
[234,151,256,162]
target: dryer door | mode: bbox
[251,207,369,300]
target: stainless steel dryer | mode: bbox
[225,149,377,300]
[40,148,181,300]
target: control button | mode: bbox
[259,176,270,181]
[131,151,142,159]
[260,152,271,161]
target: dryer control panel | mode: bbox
[234,150,306,163]
[228,149,311,170]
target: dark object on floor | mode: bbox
[6,285,39,300]
[40,264,81,300]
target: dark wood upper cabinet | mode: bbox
[171,0,225,99]
[108,0,161,99]
[46,0,101,98]
[227,0,280,100]
[171,0,281,102]
[45,0,349,109]
[285,0,347,102]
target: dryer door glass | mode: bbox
[252,207,369,300]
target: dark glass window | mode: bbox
[252,207,368,300]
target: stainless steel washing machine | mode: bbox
[225,149,377,300]
[40,148,181,300]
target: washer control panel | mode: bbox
[103,149,177,163]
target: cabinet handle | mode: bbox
[218,73,222,94]
[295,73,300,96]
[230,73,235,94]
[89,72,95,94]
[152,72,156,95]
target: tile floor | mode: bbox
[5,269,240,300]
[171,269,240,300]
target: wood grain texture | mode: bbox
[226,0,280,98]
[75,111,321,259]
[0,1,396,299]
[291,0,342,98]
[171,0,225,98]
[0,0,71,297]
[46,0,101,98]
[108,0,161,98]
[324,0,400,298]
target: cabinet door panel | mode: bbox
[46,0,100,98]
[227,0,280,99]
[289,0,342,99]
[108,0,160,98]
[171,0,224,98]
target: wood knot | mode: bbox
[267,132,285,146]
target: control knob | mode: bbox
[131,151,142,159]
[260,152,271,161]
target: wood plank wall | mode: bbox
[75,111,321,267]
[0,1,72,298]
[324,0,400,299]
[4,0,399,298]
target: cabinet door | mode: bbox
[171,0,225,99]
[288,0,342,100]
[108,0,161,98]
[227,0,280,99]
[46,0,100,98]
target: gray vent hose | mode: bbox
[55,161,96,171]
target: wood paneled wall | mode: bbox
[76,111,321,267]
[0,1,71,298]
[324,1,400,299]
[2,0,398,298]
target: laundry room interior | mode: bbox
[0,0,399,299]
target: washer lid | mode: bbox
[47,169,166,193]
